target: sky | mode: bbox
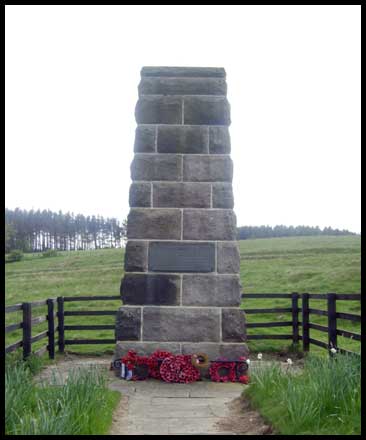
[5,5,361,233]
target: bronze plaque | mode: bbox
[149,242,215,272]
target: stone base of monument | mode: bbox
[113,341,249,362]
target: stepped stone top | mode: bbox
[141,66,226,78]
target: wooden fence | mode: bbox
[241,292,361,355]
[5,298,57,359]
[5,293,361,359]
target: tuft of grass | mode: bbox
[5,357,120,435]
[245,353,361,435]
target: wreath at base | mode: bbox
[160,354,200,383]
[148,350,173,379]
[209,356,250,383]
[209,359,236,382]
[236,356,250,384]
[121,350,151,380]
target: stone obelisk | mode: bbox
[114,66,248,360]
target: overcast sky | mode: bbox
[5,5,361,233]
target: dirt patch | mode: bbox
[216,396,273,435]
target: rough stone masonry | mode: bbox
[114,66,248,361]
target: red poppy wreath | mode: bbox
[160,354,200,383]
[209,360,236,382]
[148,350,173,379]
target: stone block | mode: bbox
[181,343,249,360]
[183,96,230,125]
[217,242,240,274]
[134,125,156,153]
[141,66,226,78]
[135,96,182,124]
[212,183,234,208]
[221,309,246,342]
[114,341,181,359]
[115,307,141,341]
[183,209,237,240]
[143,307,220,342]
[153,182,210,208]
[131,154,182,181]
[138,77,227,96]
[121,273,180,305]
[129,182,151,207]
[209,126,231,154]
[124,241,148,272]
[157,125,208,154]
[148,242,215,273]
[183,155,233,182]
[127,209,181,239]
[182,274,241,306]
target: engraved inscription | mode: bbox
[149,242,215,273]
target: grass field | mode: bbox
[5,235,361,355]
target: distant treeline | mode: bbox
[237,225,357,240]
[5,208,126,253]
[5,207,357,253]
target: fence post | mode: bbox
[327,293,337,353]
[47,299,55,359]
[22,302,32,359]
[291,292,299,345]
[57,297,65,353]
[302,293,310,352]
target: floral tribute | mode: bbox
[191,352,210,369]
[121,350,152,380]
[209,357,250,383]
[160,354,201,383]
[148,350,174,379]
[236,356,250,384]
[115,350,249,384]
[209,359,236,382]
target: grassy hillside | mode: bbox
[238,236,360,353]
[5,235,361,355]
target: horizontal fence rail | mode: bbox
[241,292,360,355]
[242,292,300,344]
[6,293,361,359]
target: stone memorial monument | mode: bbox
[114,66,248,360]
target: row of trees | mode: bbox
[237,225,357,240]
[5,208,357,253]
[5,208,127,253]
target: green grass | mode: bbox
[245,352,361,435]
[5,235,361,355]
[239,236,361,353]
[5,353,120,435]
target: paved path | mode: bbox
[108,379,271,435]
[35,355,273,435]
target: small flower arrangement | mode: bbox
[236,356,250,384]
[121,350,151,380]
[191,352,210,369]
